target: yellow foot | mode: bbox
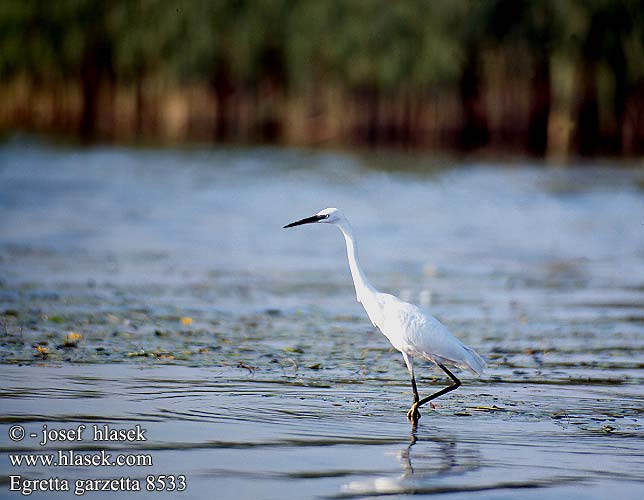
[406,403,421,421]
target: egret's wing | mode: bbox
[379,295,486,374]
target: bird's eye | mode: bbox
[323,214,330,219]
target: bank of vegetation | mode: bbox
[1,0,643,156]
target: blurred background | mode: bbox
[1,0,644,157]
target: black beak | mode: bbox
[283,214,326,228]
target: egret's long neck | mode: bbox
[337,221,377,302]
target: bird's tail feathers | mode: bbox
[462,346,487,376]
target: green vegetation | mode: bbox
[1,0,643,155]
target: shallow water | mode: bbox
[1,138,643,498]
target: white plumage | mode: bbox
[378,293,486,375]
[284,207,486,421]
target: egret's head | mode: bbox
[283,207,344,228]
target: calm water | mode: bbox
[1,138,643,499]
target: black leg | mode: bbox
[403,353,422,422]
[402,353,419,403]
[416,363,461,409]
[410,375,419,404]
[406,373,422,422]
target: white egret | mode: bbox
[283,208,486,422]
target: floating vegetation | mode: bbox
[471,405,505,412]
[237,361,257,374]
[63,331,83,347]
[126,349,148,357]
[33,345,49,358]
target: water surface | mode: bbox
[1,139,643,498]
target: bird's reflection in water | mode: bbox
[341,426,480,497]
